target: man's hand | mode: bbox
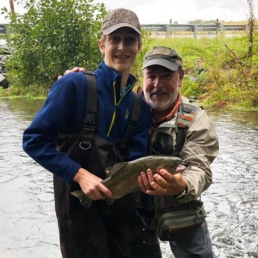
[138,165,186,196]
[58,67,85,80]
[73,168,113,200]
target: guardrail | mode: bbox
[0,25,7,35]
[0,23,254,38]
[141,23,253,38]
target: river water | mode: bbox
[0,98,258,258]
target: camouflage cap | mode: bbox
[101,8,141,35]
[142,46,183,71]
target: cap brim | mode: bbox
[102,23,141,35]
[142,58,179,71]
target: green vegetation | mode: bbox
[1,0,106,97]
[130,35,258,111]
[0,0,257,111]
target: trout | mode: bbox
[71,155,182,209]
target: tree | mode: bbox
[2,0,106,93]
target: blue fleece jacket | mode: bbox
[22,62,151,184]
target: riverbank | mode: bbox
[0,93,257,113]
[2,35,258,111]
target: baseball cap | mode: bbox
[142,46,183,71]
[101,8,141,35]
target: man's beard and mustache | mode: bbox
[144,89,177,111]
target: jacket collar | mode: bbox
[96,61,137,87]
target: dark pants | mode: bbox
[131,214,162,258]
[169,220,216,258]
[54,176,136,258]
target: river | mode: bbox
[0,98,257,258]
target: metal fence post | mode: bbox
[165,24,169,38]
[219,23,224,37]
[192,25,197,38]
[245,25,248,35]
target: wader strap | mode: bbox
[80,75,141,151]
[173,101,200,157]
[80,71,97,149]
[122,91,141,148]
[173,127,186,157]
[173,102,190,157]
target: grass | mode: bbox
[1,34,258,112]
[131,34,258,111]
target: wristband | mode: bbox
[173,186,187,199]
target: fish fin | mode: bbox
[105,198,116,206]
[70,190,84,199]
[70,190,92,209]
[110,162,127,175]
[79,196,92,209]
[105,167,112,176]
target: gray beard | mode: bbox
[145,96,172,111]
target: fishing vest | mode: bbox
[136,86,200,157]
[150,96,201,157]
[133,95,204,230]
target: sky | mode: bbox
[0,0,257,24]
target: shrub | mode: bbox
[2,0,106,95]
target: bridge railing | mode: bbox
[0,23,254,38]
[141,23,252,38]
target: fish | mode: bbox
[71,155,182,209]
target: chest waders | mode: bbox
[54,72,141,258]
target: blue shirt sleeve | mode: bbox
[22,72,86,183]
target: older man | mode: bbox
[136,46,219,258]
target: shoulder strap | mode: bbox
[122,91,141,149]
[173,127,186,157]
[79,71,97,149]
[80,75,141,150]
[173,98,200,156]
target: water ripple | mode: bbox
[1,100,258,257]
